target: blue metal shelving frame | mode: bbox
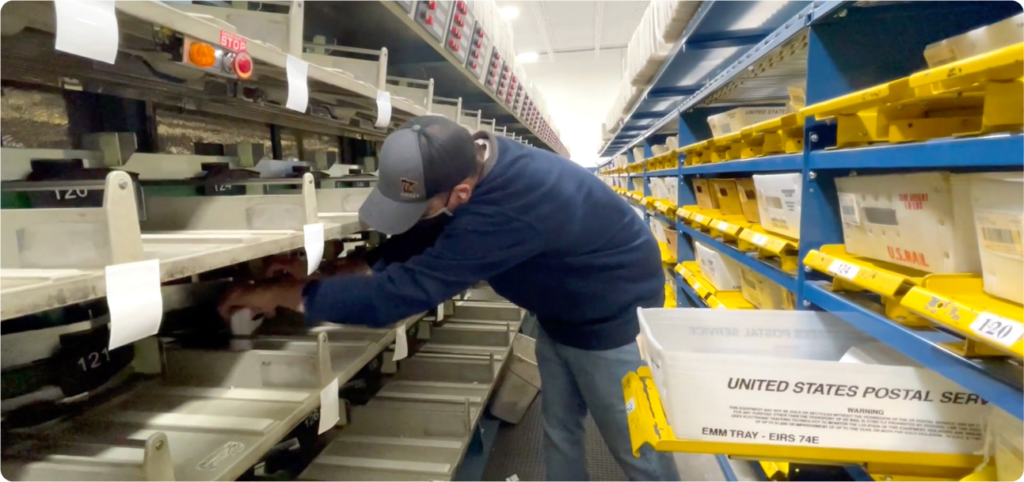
[681,154,802,175]
[599,0,1024,435]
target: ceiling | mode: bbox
[496,1,649,165]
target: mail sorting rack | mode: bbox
[301,300,525,481]
[597,2,1024,481]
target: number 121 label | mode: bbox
[969,313,1024,348]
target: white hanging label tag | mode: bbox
[106,259,163,350]
[318,378,340,434]
[827,259,860,281]
[392,322,409,361]
[55,0,119,64]
[375,90,392,128]
[304,223,325,276]
[285,54,309,113]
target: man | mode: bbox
[219,116,679,481]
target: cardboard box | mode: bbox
[665,178,678,205]
[707,106,788,138]
[988,406,1024,482]
[924,13,1023,68]
[695,241,742,291]
[736,178,761,224]
[632,147,646,163]
[692,179,718,210]
[666,136,679,150]
[709,179,744,216]
[753,173,802,239]
[836,172,981,274]
[739,267,761,308]
[787,84,807,112]
[663,225,679,260]
[648,178,667,199]
[738,266,794,310]
[970,174,1023,303]
[637,308,989,456]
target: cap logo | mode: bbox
[399,178,419,198]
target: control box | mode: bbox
[504,73,518,105]
[395,0,414,13]
[483,48,503,92]
[444,1,474,63]
[414,0,453,42]
[496,63,512,98]
[465,20,491,81]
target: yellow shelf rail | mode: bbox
[803,245,930,326]
[678,206,799,274]
[735,225,800,274]
[676,262,754,309]
[740,112,806,158]
[803,43,1023,148]
[901,274,1024,359]
[622,367,983,478]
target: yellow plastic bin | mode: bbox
[490,334,542,424]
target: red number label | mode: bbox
[219,31,247,52]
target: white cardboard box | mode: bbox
[970,174,1023,304]
[695,241,743,291]
[753,173,802,239]
[637,308,990,455]
[924,13,1023,68]
[987,406,1024,482]
[836,172,981,274]
[707,107,788,137]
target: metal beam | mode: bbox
[593,2,604,59]
[530,1,556,62]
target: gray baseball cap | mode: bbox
[359,116,477,235]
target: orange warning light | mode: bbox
[189,42,217,68]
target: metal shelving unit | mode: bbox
[599,1,1023,480]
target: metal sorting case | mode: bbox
[0,157,366,320]
[301,300,524,481]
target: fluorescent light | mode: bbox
[517,52,539,63]
[499,6,519,19]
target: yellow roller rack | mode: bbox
[622,367,984,479]
[740,112,806,158]
[901,275,1024,359]
[680,139,714,166]
[804,245,1024,359]
[675,262,753,310]
[677,205,799,274]
[803,43,1023,149]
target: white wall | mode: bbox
[523,49,624,167]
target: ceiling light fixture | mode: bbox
[499,6,519,19]
[516,52,539,63]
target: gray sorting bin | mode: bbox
[489,333,542,423]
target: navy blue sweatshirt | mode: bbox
[303,136,664,350]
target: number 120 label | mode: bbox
[969,313,1024,348]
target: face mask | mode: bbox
[421,207,453,220]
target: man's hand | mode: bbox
[217,278,306,322]
[264,255,309,280]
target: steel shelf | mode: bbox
[678,222,798,293]
[601,1,847,158]
[677,272,710,309]
[808,134,1024,170]
[652,211,675,227]
[646,168,680,177]
[803,281,1024,420]
[1,218,363,321]
[372,2,564,153]
[681,153,803,175]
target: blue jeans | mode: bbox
[536,326,680,481]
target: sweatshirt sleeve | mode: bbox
[302,209,544,327]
